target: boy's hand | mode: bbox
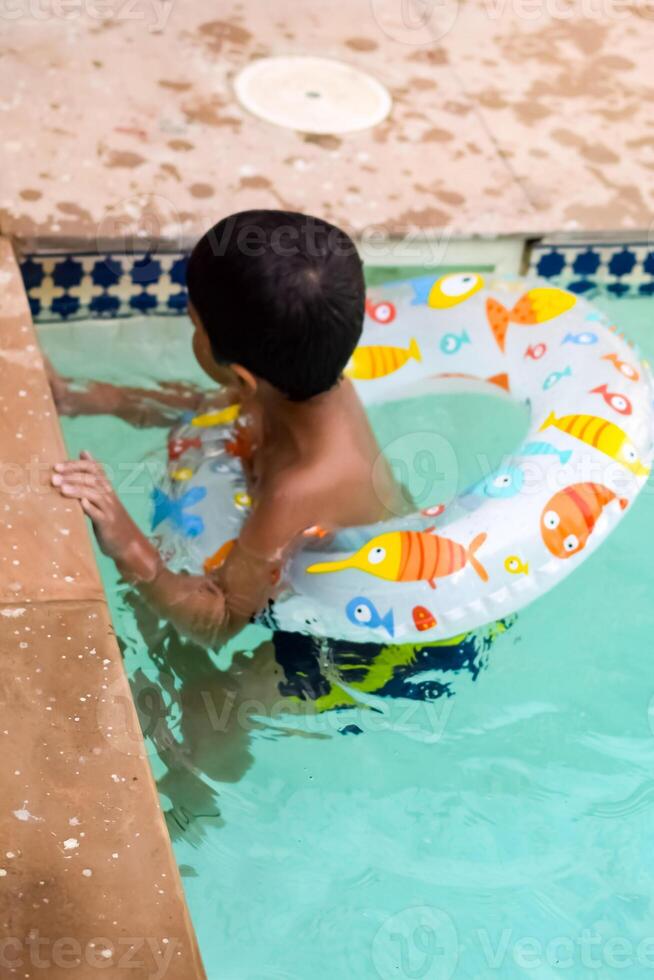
[43,355,75,414]
[51,451,159,581]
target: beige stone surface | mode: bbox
[0,239,205,977]
[0,238,103,601]
[0,0,654,248]
[2,1,651,245]
[0,600,205,979]
[447,5,654,234]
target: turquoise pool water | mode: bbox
[40,294,654,979]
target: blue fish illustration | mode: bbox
[345,597,395,637]
[209,457,234,474]
[543,366,572,390]
[151,486,207,537]
[409,275,437,306]
[562,331,598,345]
[469,465,524,499]
[518,441,572,465]
[440,330,471,355]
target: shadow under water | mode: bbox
[120,591,514,850]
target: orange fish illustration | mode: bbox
[486,288,576,351]
[345,338,421,381]
[303,525,330,539]
[307,528,488,589]
[602,353,639,382]
[541,483,627,559]
[225,429,253,460]
[412,605,438,631]
[487,372,510,391]
[434,372,510,391]
[203,538,236,574]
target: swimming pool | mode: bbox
[39,293,654,979]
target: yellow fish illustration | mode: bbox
[487,288,576,351]
[539,411,650,477]
[307,528,487,588]
[504,555,529,576]
[171,467,193,481]
[233,491,252,509]
[191,404,241,427]
[345,338,421,381]
[427,273,484,309]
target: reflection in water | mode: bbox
[122,590,514,848]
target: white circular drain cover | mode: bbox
[234,56,392,134]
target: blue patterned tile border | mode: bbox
[20,241,654,321]
[529,241,654,298]
[20,252,189,321]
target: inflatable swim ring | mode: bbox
[152,273,654,644]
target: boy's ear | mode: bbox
[231,364,258,394]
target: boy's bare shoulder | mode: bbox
[237,464,322,560]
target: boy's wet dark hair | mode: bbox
[186,210,365,401]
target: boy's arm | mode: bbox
[51,453,300,647]
[44,356,230,428]
[133,537,282,647]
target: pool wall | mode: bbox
[17,237,654,324]
[0,239,205,978]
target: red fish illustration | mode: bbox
[524,343,547,360]
[365,298,396,324]
[413,605,438,631]
[540,483,627,559]
[589,384,632,416]
[421,503,446,518]
[168,436,201,461]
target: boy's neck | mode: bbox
[252,378,346,452]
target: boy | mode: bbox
[51,210,405,648]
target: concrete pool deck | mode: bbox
[0,239,205,978]
[1,0,652,251]
[0,2,651,972]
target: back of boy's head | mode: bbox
[186,210,365,400]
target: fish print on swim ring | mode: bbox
[307,529,489,589]
[486,287,576,351]
[152,271,654,645]
[539,412,650,477]
[410,272,484,308]
[540,483,627,559]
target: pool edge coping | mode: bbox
[0,236,206,979]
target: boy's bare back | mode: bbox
[51,210,402,649]
[242,375,403,535]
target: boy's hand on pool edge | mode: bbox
[51,451,160,582]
